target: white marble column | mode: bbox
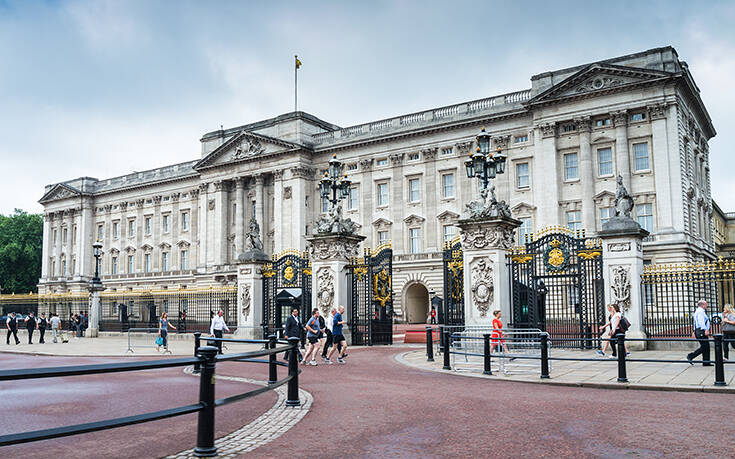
[234,178,245,255]
[423,148,439,252]
[213,180,230,265]
[457,216,520,326]
[649,103,676,233]
[79,197,96,279]
[577,118,595,233]
[272,170,284,253]
[54,211,63,276]
[198,182,209,269]
[389,154,404,252]
[535,124,560,228]
[41,212,51,278]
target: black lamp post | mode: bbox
[319,153,352,211]
[92,240,103,286]
[464,126,507,191]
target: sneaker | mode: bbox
[325,359,333,365]
[301,360,308,365]
[626,352,631,356]
[608,355,616,360]
[596,350,604,357]
[337,358,346,364]
[341,353,348,359]
[309,360,317,366]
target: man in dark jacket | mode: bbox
[6,312,20,345]
[24,312,37,344]
[38,313,48,344]
[283,308,303,362]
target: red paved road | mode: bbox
[0,353,276,459]
[258,347,734,459]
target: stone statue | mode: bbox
[314,204,358,235]
[245,216,263,251]
[614,174,634,218]
[465,185,511,220]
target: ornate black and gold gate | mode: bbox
[509,227,604,349]
[262,250,312,334]
[442,236,464,325]
[348,243,393,346]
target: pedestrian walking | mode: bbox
[82,312,89,337]
[209,309,230,354]
[490,310,513,359]
[38,313,48,344]
[317,311,327,358]
[430,306,437,325]
[50,313,62,343]
[721,303,735,361]
[686,299,711,366]
[24,312,38,344]
[326,305,348,364]
[73,314,83,339]
[598,304,621,357]
[6,312,20,345]
[157,312,177,353]
[284,308,303,362]
[322,308,335,359]
[302,309,321,366]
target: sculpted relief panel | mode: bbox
[317,267,335,315]
[470,258,494,317]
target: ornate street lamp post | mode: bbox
[464,126,507,192]
[91,240,103,286]
[88,240,104,337]
[319,154,352,212]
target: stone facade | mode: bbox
[38,47,717,322]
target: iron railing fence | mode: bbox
[642,258,735,337]
[0,336,302,456]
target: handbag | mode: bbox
[155,336,164,346]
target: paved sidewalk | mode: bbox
[400,346,735,392]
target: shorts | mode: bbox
[317,331,324,339]
[308,336,319,344]
[333,334,345,343]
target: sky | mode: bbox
[1,0,734,215]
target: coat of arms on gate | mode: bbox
[282,259,297,285]
[543,239,569,273]
[373,268,392,308]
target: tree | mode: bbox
[0,209,43,293]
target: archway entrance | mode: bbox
[404,283,430,324]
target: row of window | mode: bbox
[107,250,190,275]
[53,226,76,245]
[562,142,650,182]
[96,212,190,241]
[561,112,647,133]
[371,224,458,254]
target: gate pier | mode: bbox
[457,216,520,326]
[236,251,269,339]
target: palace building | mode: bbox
[38,46,716,323]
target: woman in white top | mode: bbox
[598,303,628,357]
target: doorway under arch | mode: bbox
[404,282,430,324]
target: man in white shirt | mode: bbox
[49,314,62,343]
[686,299,711,366]
[210,310,230,354]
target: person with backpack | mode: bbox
[598,303,629,357]
[37,313,48,344]
[302,308,321,366]
[24,312,38,344]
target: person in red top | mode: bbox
[491,310,512,357]
[430,307,437,324]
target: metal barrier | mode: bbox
[126,328,163,353]
[0,337,301,454]
[448,328,547,375]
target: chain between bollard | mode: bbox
[714,334,727,387]
[483,333,492,375]
[286,337,301,407]
[616,333,628,383]
[193,331,201,374]
[443,331,451,370]
[426,327,434,362]
[540,333,550,379]
[268,334,278,385]
[193,345,218,457]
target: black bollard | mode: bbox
[443,331,451,370]
[616,334,628,383]
[268,334,278,385]
[540,333,550,379]
[714,334,727,387]
[193,345,218,457]
[286,337,301,407]
[483,334,492,375]
[426,327,434,362]
[193,331,201,374]
[585,325,593,349]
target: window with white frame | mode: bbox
[181,212,189,231]
[633,142,650,171]
[631,112,646,122]
[378,230,389,244]
[145,217,152,235]
[163,214,170,233]
[62,228,67,244]
[441,173,455,198]
[144,253,151,273]
[128,220,136,237]
[97,224,104,241]
[562,123,576,133]
[348,186,358,210]
[408,152,420,161]
[516,163,530,188]
[180,250,188,270]
[62,260,67,276]
[637,203,654,232]
[599,207,614,227]
[377,182,388,206]
[111,256,118,275]
[321,195,329,213]
[127,255,134,273]
[162,252,169,271]
[566,210,582,231]
[518,217,533,242]
[376,158,388,166]
[112,221,119,238]
[409,228,421,253]
[441,147,453,156]
[597,148,613,176]
[232,203,236,226]
[443,225,456,243]
[564,153,579,180]
[514,134,529,143]
[408,178,420,202]
[595,118,611,127]
[348,163,358,171]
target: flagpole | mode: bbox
[294,54,298,112]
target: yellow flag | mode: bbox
[295,55,302,69]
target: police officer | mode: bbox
[38,313,48,344]
[6,312,20,345]
[686,299,711,366]
[25,312,38,344]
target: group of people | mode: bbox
[684,300,735,365]
[285,305,348,365]
[5,311,66,344]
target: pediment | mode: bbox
[39,183,82,204]
[109,247,120,255]
[403,214,426,226]
[159,242,171,250]
[194,131,302,170]
[436,210,460,223]
[125,246,136,253]
[372,218,393,230]
[593,190,615,205]
[511,202,537,213]
[141,244,153,252]
[591,136,615,144]
[526,63,672,106]
[177,240,191,248]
